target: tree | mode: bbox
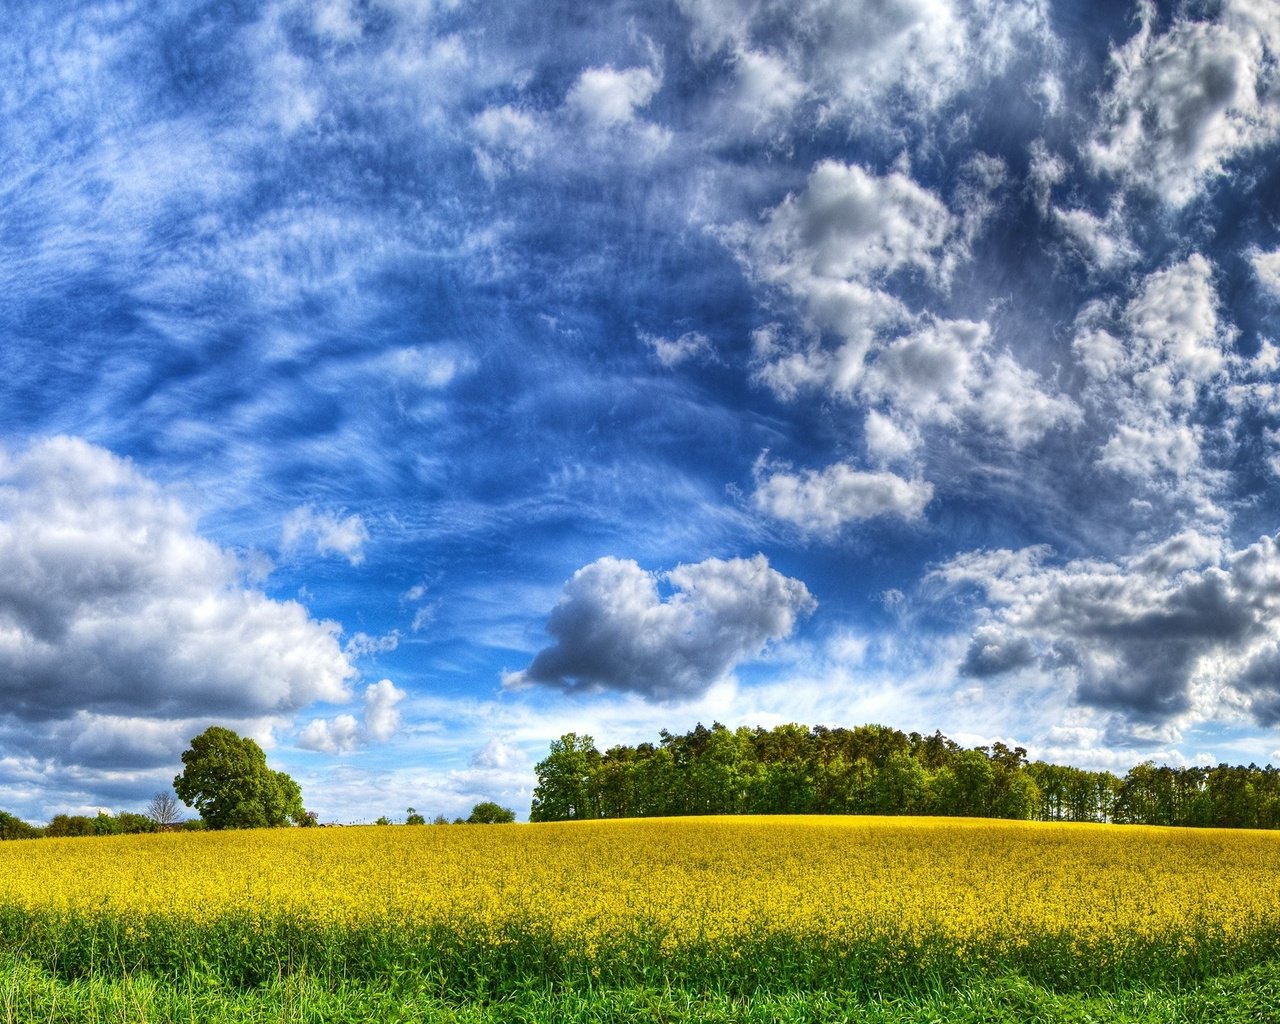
[45,814,95,838]
[0,810,39,841]
[173,726,304,830]
[405,807,426,825]
[466,801,516,824]
[530,733,599,821]
[147,791,184,828]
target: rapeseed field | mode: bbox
[1,815,1279,1005]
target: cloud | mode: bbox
[752,458,933,536]
[936,529,1280,728]
[732,159,956,403]
[297,678,406,753]
[678,0,1049,128]
[282,506,370,565]
[363,679,406,742]
[471,104,547,178]
[1251,248,1280,296]
[737,160,952,348]
[640,329,714,367]
[566,65,663,128]
[508,554,815,700]
[1087,0,1280,206]
[0,436,356,761]
[862,318,1080,446]
[1051,202,1139,271]
[298,714,362,756]
[1072,254,1235,514]
[735,164,1076,458]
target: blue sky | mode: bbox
[4,0,1280,823]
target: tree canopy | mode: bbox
[466,801,516,824]
[530,722,1280,830]
[173,726,304,830]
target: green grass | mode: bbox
[3,909,1280,1022]
[2,954,1280,1023]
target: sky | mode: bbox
[3,0,1280,824]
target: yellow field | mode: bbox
[2,815,1278,953]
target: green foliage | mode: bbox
[0,810,40,840]
[4,947,1280,1024]
[45,814,97,838]
[530,732,599,821]
[374,815,392,826]
[173,726,304,830]
[466,801,516,824]
[529,721,1280,831]
[1,904,1279,1022]
[405,807,426,825]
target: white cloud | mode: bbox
[1125,254,1228,392]
[298,714,362,755]
[1088,0,1280,206]
[566,65,662,128]
[297,678,406,753]
[1073,255,1234,510]
[678,0,1049,127]
[344,631,401,659]
[732,160,953,397]
[640,329,714,367]
[1251,247,1280,296]
[0,437,356,762]
[934,529,1280,729]
[282,505,370,565]
[471,104,547,179]
[728,49,807,133]
[752,458,933,535]
[862,317,1079,446]
[508,554,815,700]
[735,165,1075,456]
[363,679,406,742]
[1052,202,1138,271]
[864,410,919,462]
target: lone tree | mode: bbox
[173,726,304,830]
[146,791,183,828]
[466,801,516,824]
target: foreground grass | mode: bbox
[2,954,1280,1024]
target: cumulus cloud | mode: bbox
[282,505,370,565]
[678,0,1049,128]
[1088,0,1280,206]
[297,678,406,753]
[0,436,357,761]
[1073,254,1235,511]
[508,554,815,700]
[737,160,952,350]
[1251,248,1280,296]
[735,164,1076,456]
[566,65,663,127]
[861,317,1080,447]
[936,529,1280,728]
[752,458,933,536]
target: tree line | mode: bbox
[530,722,1280,830]
[0,726,515,839]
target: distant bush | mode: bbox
[466,801,516,824]
[0,811,40,841]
